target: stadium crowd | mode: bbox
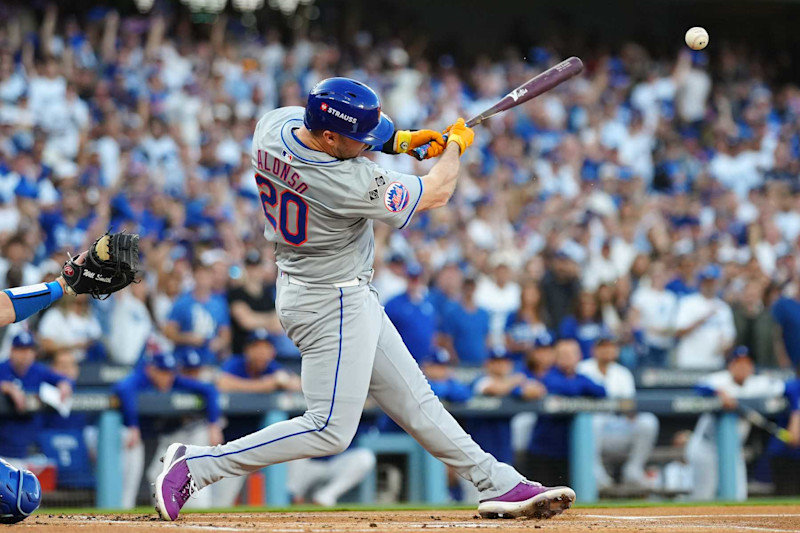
[1,3,800,504]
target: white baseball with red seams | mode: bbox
[685,27,709,50]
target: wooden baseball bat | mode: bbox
[411,56,584,160]
[737,404,794,444]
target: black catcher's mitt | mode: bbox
[61,233,140,299]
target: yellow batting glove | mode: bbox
[445,118,474,155]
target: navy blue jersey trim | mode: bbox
[399,175,423,230]
[280,119,338,165]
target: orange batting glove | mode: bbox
[393,129,446,159]
[445,118,474,155]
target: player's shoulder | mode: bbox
[256,106,305,130]
[220,354,246,375]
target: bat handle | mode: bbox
[410,133,450,161]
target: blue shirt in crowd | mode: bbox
[772,297,800,367]
[505,313,549,360]
[0,361,70,458]
[558,317,604,360]
[113,366,221,428]
[766,379,800,459]
[220,354,283,378]
[384,292,437,362]
[528,367,606,458]
[168,291,230,366]
[442,303,490,364]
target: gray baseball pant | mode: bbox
[184,278,522,499]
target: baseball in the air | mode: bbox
[685,27,709,50]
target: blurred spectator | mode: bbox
[373,253,407,304]
[765,373,800,495]
[428,262,463,320]
[39,349,94,489]
[559,291,605,360]
[0,235,40,286]
[687,346,784,500]
[217,330,300,394]
[109,277,155,365]
[578,332,659,489]
[661,430,694,495]
[475,256,521,345]
[525,339,605,485]
[674,266,735,369]
[384,264,436,362]
[226,249,281,355]
[287,448,377,507]
[629,261,678,367]
[115,349,222,509]
[772,283,800,368]
[420,348,472,402]
[440,274,490,364]
[540,253,580,331]
[0,332,72,460]
[505,280,550,361]
[666,254,697,297]
[732,279,787,368]
[164,259,231,367]
[38,296,104,362]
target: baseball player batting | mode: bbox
[154,77,575,521]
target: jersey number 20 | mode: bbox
[255,174,308,246]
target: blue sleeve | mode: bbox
[695,384,717,397]
[559,316,577,340]
[219,356,242,375]
[448,380,473,403]
[113,375,142,428]
[786,381,800,411]
[215,297,230,328]
[772,300,787,326]
[578,375,606,398]
[504,313,516,332]
[174,377,221,424]
[40,366,72,387]
[167,296,188,326]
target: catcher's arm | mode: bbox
[0,255,84,326]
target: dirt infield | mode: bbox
[17,505,800,532]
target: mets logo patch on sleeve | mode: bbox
[384,182,410,212]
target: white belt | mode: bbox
[280,270,372,288]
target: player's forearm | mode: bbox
[0,280,66,326]
[417,144,461,211]
[217,373,276,393]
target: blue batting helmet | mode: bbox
[0,459,41,524]
[304,77,395,147]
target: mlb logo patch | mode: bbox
[384,182,409,213]
[282,150,293,162]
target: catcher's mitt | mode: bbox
[61,233,140,299]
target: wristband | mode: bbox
[3,281,64,323]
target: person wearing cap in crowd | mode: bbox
[384,263,437,363]
[578,330,659,490]
[373,252,409,305]
[213,329,300,506]
[525,339,606,486]
[665,254,697,297]
[0,332,72,462]
[164,257,231,367]
[226,248,282,356]
[674,265,736,369]
[629,261,679,367]
[114,347,222,509]
[217,329,301,395]
[764,370,800,495]
[420,347,473,402]
[687,346,785,500]
[439,274,490,364]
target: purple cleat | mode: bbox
[477,480,575,519]
[154,443,197,521]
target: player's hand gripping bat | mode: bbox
[737,404,795,444]
[411,56,584,160]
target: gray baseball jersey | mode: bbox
[183,106,523,501]
[251,106,423,283]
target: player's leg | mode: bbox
[686,435,717,500]
[592,414,615,490]
[368,309,574,519]
[312,448,376,506]
[122,435,144,509]
[155,284,378,520]
[621,412,659,485]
